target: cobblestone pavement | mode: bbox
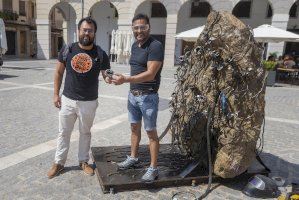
[0,60,298,200]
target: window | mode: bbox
[151,2,167,18]
[3,0,13,12]
[31,2,35,19]
[19,1,26,16]
[20,31,26,54]
[114,8,118,18]
[266,4,273,18]
[232,1,252,18]
[190,1,211,17]
[5,31,16,55]
[289,3,298,18]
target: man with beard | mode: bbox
[109,14,164,183]
[47,17,110,178]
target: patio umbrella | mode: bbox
[124,32,132,56]
[115,30,123,56]
[175,26,205,41]
[110,29,115,54]
[0,18,8,55]
[114,30,127,63]
[175,24,299,43]
[253,24,299,43]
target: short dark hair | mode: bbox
[132,13,150,25]
[78,16,97,33]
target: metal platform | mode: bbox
[91,144,269,194]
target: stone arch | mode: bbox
[232,0,253,18]
[232,0,273,28]
[132,0,168,16]
[48,2,77,58]
[89,1,119,53]
[134,0,168,16]
[80,0,97,18]
[179,0,235,13]
[177,0,212,33]
[43,0,80,18]
[285,0,299,56]
[112,2,131,18]
[289,0,299,17]
[208,0,234,12]
[268,0,294,15]
[175,0,212,64]
[134,1,168,48]
[132,0,187,17]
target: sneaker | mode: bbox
[47,163,64,179]
[117,155,138,170]
[80,162,94,176]
[141,167,159,183]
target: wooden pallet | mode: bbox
[91,144,269,194]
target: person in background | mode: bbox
[295,57,299,68]
[283,55,296,68]
[267,55,276,62]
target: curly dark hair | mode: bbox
[132,13,150,25]
[78,16,97,33]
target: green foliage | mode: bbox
[269,52,279,59]
[263,60,276,71]
[0,10,19,21]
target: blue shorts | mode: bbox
[127,92,159,131]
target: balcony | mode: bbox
[0,10,36,28]
[0,10,19,21]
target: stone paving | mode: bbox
[0,60,298,200]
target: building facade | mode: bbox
[0,0,36,57]
[19,0,299,66]
[0,0,67,58]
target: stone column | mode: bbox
[68,12,77,44]
[16,30,20,57]
[117,21,131,31]
[164,13,177,68]
[26,29,31,57]
[73,19,81,43]
[267,13,289,56]
[62,21,68,45]
[36,19,50,59]
[210,0,234,12]
[116,1,134,31]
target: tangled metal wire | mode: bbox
[167,11,266,178]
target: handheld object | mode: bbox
[105,69,115,79]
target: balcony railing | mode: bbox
[0,10,19,21]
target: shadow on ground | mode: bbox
[0,74,18,80]
[220,152,299,194]
[162,152,299,199]
[159,97,170,111]
[60,166,82,175]
[260,152,299,185]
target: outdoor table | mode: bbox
[276,68,299,84]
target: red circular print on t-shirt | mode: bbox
[71,53,93,73]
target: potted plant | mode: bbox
[263,60,277,86]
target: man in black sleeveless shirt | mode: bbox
[111,14,164,183]
[47,17,110,178]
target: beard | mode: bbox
[79,35,94,46]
